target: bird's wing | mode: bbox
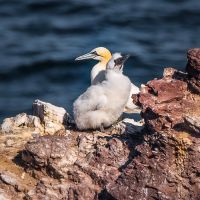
[74,86,108,112]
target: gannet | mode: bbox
[75,47,140,113]
[76,47,112,85]
[73,53,131,131]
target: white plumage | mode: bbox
[125,83,140,113]
[73,53,131,130]
[75,47,140,114]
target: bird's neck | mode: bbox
[106,69,121,79]
[91,60,107,85]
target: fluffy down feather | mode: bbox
[73,54,131,130]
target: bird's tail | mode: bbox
[74,110,114,130]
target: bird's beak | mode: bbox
[116,54,130,70]
[75,52,95,61]
[121,54,130,64]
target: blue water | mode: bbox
[0,0,200,122]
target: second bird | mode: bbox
[73,53,131,131]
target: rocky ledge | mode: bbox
[0,49,200,200]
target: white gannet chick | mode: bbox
[75,47,140,113]
[73,53,131,131]
[75,47,112,85]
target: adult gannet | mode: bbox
[73,53,131,131]
[75,47,140,113]
[76,47,112,85]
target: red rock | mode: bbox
[108,59,200,199]
[186,48,200,79]
[188,77,200,94]
[137,68,196,132]
[186,48,200,94]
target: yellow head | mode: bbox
[75,47,112,63]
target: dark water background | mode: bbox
[0,0,200,122]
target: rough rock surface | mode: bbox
[186,48,200,94]
[1,113,43,134]
[22,130,143,199]
[0,103,143,199]
[137,67,200,133]
[107,50,200,200]
[1,100,70,137]
[0,49,200,200]
[32,99,70,135]
[186,48,200,79]
[0,120,143,199]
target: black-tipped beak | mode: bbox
[75,52,96,61]
[121,54,130,64]
[114,54,130,67]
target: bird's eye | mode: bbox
[92,51,99,56]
